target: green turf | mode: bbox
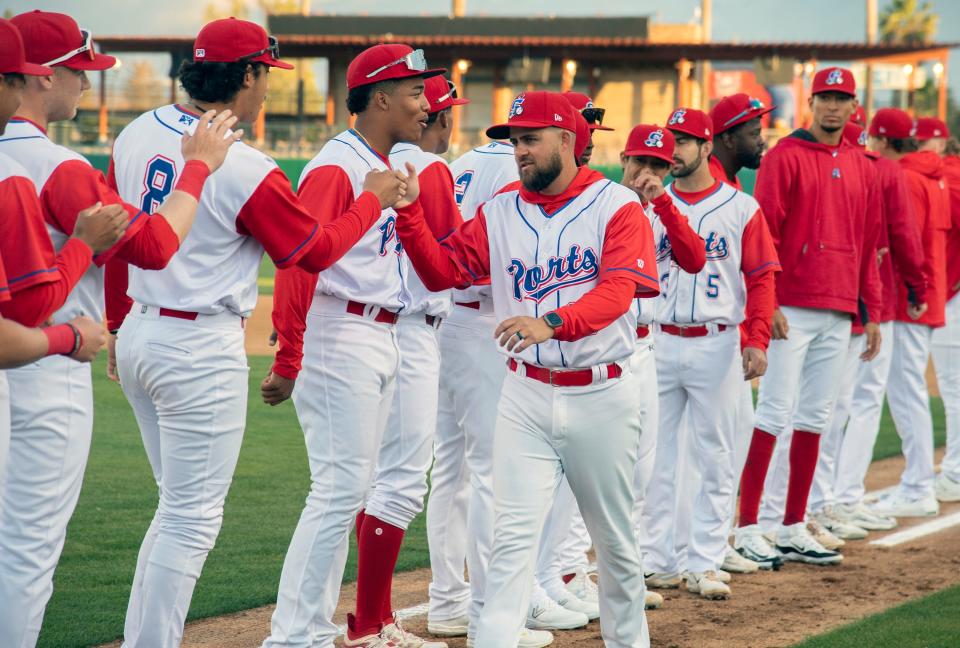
[792,582,960,648]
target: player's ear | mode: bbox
[702,139,714,158]
[619,152,627,169]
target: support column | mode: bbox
[676,58,693,107]
[937,55,948,121]
[98,69,108,144]
[561,58,577,93]
[450,58,469,151]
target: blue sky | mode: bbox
[5,0,959,92]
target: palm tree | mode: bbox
[879,0,939,46]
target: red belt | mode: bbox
[425,314,440,327]
[636,325,650,339]
[159,308,199,321]
[660,323,727,338]
[507,358,622,387]
[455,301,480,310]
[346,300,399,325]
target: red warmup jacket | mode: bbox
[897,151,951,327]
[754,130,882,324]
[941,155,960,301]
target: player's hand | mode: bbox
[861,322,882,361]
[72,202,129,254]
[394,162,421,209]
[907,302,928,321]
[771,308,789,340]
[742,346,768,381]
[494,316,555,353]
[106,332,120,383]
[261,371,295,406]
[181,109,243,174]
[268,329,278,347]
[633,169,667,201]
[67,316,107,363]
[363,169,407,209]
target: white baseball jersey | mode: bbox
[389,143,453,318]
[0,119,113,323]
[112,104,318,317]
[301,129,406,311]
[656,182,778,326]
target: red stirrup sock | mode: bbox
[355,509,366,544]
[350,514,405,638]
[783,430,822,526]
[737,427,778,527]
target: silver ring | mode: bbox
[514,331,524,341]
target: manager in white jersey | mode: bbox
[109,20,403,648]
[395,90,660,648]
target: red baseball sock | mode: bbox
[562,573,576,585]
[783,430,821,526]
[355,509,367,544]
[350,514,405,639]
[738,427,777,527]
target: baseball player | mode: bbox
[637,108,778,599]
[395,89,660,648]
[866,109,950,519]
[562,91,613,166]
[107,20,401,648]
[734,67,882,567]
[263,43,447,648]
[782,118,927,537]
[931,123,960,503]
[707,93,778,574]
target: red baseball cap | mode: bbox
[710,93,774,135]
[562,91,614,132]
[11,11,115,71]
[843,122,867,149]
[486,91,578,140]
[623,124,675,164]
[0,19,52,76]
[915,116,950,140]
[812,67,856,97]
[194,18,293,70]
[347,44,444,90]
[424,75,469,114]
[573,111,589,161]
[666,107,713,141]
[869,107,915,139]
[851,105,867,127]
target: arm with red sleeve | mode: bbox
[269,165,383,380]
[650,191,706,273]
[551,202,660,341]
[0,175,93,327]
[753,149,792,254]
[417,161,464,240]
[858,181,884,324]
[741,209,781,351]
[104,257,133,332]
[882,166,927,305]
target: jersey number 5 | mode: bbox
[706,273,720,299]
[140,155,177,214]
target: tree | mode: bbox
[123,60,163,111]
[879,0,938,45]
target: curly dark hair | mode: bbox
[889,136,919,154]
[178,60,266,104]
[2,73,25,87]
[346,79,399,115]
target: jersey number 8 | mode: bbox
[140,155,177,215]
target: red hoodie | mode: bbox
[897,150,951,327]
[754,130,882,323]
[941,155,960,300]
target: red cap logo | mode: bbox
[812,67,856,97]
[666,108,713,142]
[486,91,578,140]
[623,124,675,163]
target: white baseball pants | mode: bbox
[0,355,93,648]
[475,365,649,648]
[723,379,755,535]
[117,305,249,648]
[0,370,9,491]
[263,296,400,648]
[932,293,960,483]
[886,321,936,499]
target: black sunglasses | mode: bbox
[242,35,280,61]
[581,106,605,126]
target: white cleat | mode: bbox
[382,619,448,648]
[526,593,589,631]
[812,506,869,540]
[734,525,784,571]
[870,492,940,518]
[722,545,760,574]
[563,567,600,604]
[685,571,731,600]
[645,590,664,609]
[775,522,843,565]
[806,518,845,550]
[833,501,897,531]
[426,614,468,638]
[469,629,554,648]
[935,473,960,503]
[644,571,684,589]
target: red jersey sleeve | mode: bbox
[104,257,133,332]
[271,265,320,380]
[395,199,491,291]
[417,161,464,240]
[651,192,706,273]
[0,175,64,293]
[741,210,781,351]
[597,202,660,296]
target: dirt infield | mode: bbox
[99,449,960,648]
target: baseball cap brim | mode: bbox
[61,51,117,71]
[589,123,615,132]
[813,88,855,97]
[716,106,774,134]
[622,148,673,164]
[250,52,294,70]
[486,119,560,140]
[10,60,52,76]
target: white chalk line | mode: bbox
[870,511,960,547]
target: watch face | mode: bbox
[545,312,563,327]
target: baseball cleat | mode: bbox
[775,522,843,565]
[806,518,845,550]
[644,571,684,589]
[811,507,868,540]
[556,591,599,621]
[382,619,448,648]
[715,569,732,584]
[833,502,897,531]
[563,567,599,605]
[344,615,399,648]
[685,571,731,600]
[934,473,960,503]
[645,590,664,609]
[870,492,939,518]
[426,614,468,637]
[734,524,783,570]
[526,593,589,631]
[467,629,554,648]
[722,544,760,574]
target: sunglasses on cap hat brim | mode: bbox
[43,28,94,67]
[365,48,433,79]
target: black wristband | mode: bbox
[65,322,82,356]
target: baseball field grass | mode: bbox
[37,355,948,647]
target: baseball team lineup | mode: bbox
[0,8,958,648]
